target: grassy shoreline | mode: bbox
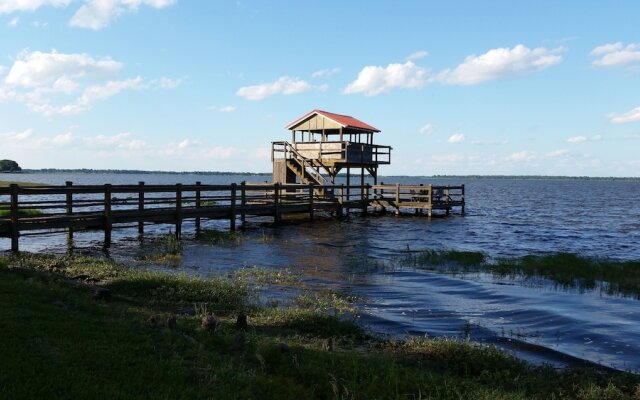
[1,253,639,399]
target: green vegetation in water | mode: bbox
[0,201,44,217]
[400,247,486,268]
[0,180,47,187]
[198,229,243,246]
[401,248,640,298]
[136,233,183,264]
[234,265,302,286]
[1,253,639,399]
[490,253,640,297]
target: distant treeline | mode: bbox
[22,169,271,176]
[426,175,640,181]
[15,169,640,180]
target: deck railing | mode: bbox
[0,181,463,251]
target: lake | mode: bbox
[2,172,640,372]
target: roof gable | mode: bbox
[286,109,380,132]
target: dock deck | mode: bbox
[0,182,464,251]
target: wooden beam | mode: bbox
[10,184,19,252]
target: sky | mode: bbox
[1,1,640,176]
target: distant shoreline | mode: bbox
[4,169,640,181]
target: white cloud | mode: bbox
[447,133,465,143]
[608,106,640,124]
[0,128,34,142]
[203,146,234,159]
[567,135,587,143]
[7,17,19,27]
[311,67,340,78]
[546,149,569,158]
[419,123,433,135]
[236,76,314,100]
[5,50,122,87]
[566,134,601,143]
[82,132,147,150]
[407,50,428,61]
[52,132,74,145]
[152,77,181,89]
[591,42,640,67]
[0,0,70,14]
[217,105,236,113]
[1,50,178,116]
[344,61,428,96]
[70,0,175,30]
[505,151,536,162]
[438,44,562,85]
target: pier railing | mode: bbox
[0,181,464,251]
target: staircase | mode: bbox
[275,141,333,198]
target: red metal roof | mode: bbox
[286,109,381,132]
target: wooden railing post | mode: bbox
[175,183,182,238]
[273,183,280,224]
[308,183,314,221]
[66,181,73,243]
[195,181,201,234]
[240,181,246,223]
[427,184,433,217]
[10,184,19,252]
[230,183,237,231]
[138,181,145,235]
[104,184,112,247]
[337,184,344,217]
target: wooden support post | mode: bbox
[346,167,350,213]
[363,184,369,215]
[308,183,314,221]
[240,181,246,223]
[230,183,237,231]
[380,181,385,213]
[195,181,201,234]
[104,184,112,248]
[461,184,465,215]
[445,185,451,216]
[10,184,19,252]
[273,183,280,224]
[66,181,73,244]
[360,167,365,212]
[395,183,400,215]
[138,181,145,235]
[337,184,344,217]
[175,183,182,238]
[427,184,433,218]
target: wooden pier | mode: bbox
[0,181,464,252]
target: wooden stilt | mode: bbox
[104,184,112,248]
[138,181,145,236]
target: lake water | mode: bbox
[3,172,640,372]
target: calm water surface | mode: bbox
[3,172,640,371]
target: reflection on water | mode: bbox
[3,172,640,372]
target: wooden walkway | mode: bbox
[0,181,464,252]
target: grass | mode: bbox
[489,253,640,297]
[1,252,640,399]
[400,247,487,268]
[398,248,640,298]
[0,201,44,217]
[136,233,183,265]
[197,229,244,245]
[234,265,302,286]
[0,180,47,187]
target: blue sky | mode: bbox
[1,1,639,176]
